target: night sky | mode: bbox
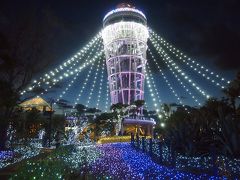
[1,0,240,111]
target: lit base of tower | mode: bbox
[121,116,155,136]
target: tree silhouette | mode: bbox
[223,72,240,111]
[0,7,65,149]
[75,104,86,116]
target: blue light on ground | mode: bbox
[91,143,225,179]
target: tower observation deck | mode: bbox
[102,3,149,105]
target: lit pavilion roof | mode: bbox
[20,97,51,109]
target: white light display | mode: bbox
[165,60,202,106]
[55,41,103,102]
[85,56,103,108]
[148,47,202,106]
[21,32,102,96]
[149,29,230,87]
[150,39,211,100]
[41,50,104,97]
[96,59,106,109]
[148,49,189,113]
[104,82,110,112]
[72,48,104,108]
[145,65,165,113]
[102,22,148,46]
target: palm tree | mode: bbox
[75,104,86,118]
[161,103,173,117]
[133,100,145,115]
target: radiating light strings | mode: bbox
[40,50,104,97]
[72,48,104,109]
[163,59,202,106]
[149,45,202,106]
[96,58,106,110]
[150,39,211,100]
[21,32,102,96]
[148,49,189,113]
[104,81,110,112]
[54,41,103,102]
[85,56,104,108]
[149,29,230,87]
[145,64,165,113]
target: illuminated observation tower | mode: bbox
[102,3,148,105]
[102,4,155,136]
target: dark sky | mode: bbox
[1,0,240,110]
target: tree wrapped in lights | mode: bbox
[5,123,16,149]
[110,103,129,135]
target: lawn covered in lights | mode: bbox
[11,145,102,179]
[10,143,225,179]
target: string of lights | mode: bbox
[146,64,173,121]
[70,64,94,112]
[148,49,189,113]
[104,81,110,112]
[54,42,103,102]
[164,59,202,106]
[150,32,227,89]
[145,74,162,118]
[96,58,106,110]
[150,39,211,100]
[85,56,103,108]
[40,49,104,98]
[35,42,101,99]
[149,44,202,106]
[72,50,104,108]
[21,33,102,96]
[145,65,165,113]
[149,29,230,86]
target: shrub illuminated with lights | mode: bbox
[11,145,102,179]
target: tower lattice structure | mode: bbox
[102,3,149,105]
